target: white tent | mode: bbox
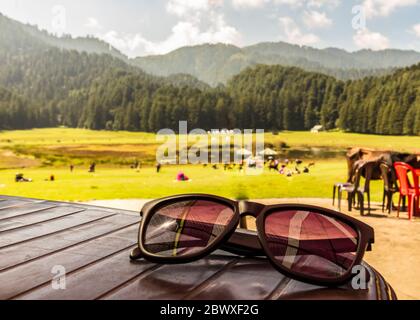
[311,125,324,133]
[236,148,253,157]
[258,148,278,156]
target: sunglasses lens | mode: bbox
[143,200,235,258]
[264,210,359,280]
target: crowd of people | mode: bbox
[268,158,315,177]
[173,157,315,182]
[12,157,315,186]
[14,162,99,184]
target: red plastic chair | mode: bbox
[394,162,419,220]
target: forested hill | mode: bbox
[0,86,29,129]
[0,12,125,60]
[0,12,419,135]
[0,17,158,129]
[338,63,420,135]
[0,12,207,129]
[227,64,420,135]
[1,53,419,134]
[134,42,420,85]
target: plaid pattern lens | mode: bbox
[264,210,358,280]
[143,200,235,257]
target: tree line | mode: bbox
[0,46,419,135]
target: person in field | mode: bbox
[15,173,32,182]
[177,172,189,182]
[89,163,96,173]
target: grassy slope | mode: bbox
[0,128,157,146]
[0,162,385,202]
[0,128,418,201]
[1,128,418,151]
[265,131,420,153]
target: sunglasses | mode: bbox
[130,194,374,287]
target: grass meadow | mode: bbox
[0,128,418,201]
[0,162,386,202]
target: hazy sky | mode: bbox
[1,0,419,57]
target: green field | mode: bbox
[0,163,387,202]
[0,128,418,201]
[1,128,419,150]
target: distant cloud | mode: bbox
[100,1,241,57]
[353,28,390,50]
[411,23,420,37]
[232,0,269,9]
[307,0,340,9]
[167,0,223,16]
[303,10,332,28]
[102,18,241,57]
[102,31,147,54]
[274,0,340,9]
[362,0,418,18]
[273,0,305,8]
[85,17,101,29]
[279,16,319,45]
[231,0,340,9]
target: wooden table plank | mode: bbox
[0,203,59,221]
[0,214,139,271]
[0,199,39,210]
[16,249,154,300]
[0,226,138,299]
[0,206,86,232]
[103,256,242,300]
[0,210,117,248]
[179,258,286,301]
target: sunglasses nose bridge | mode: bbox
[238,201,265,218]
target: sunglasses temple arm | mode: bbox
[130,230,264,261]
[223,231,265,257]
[130,247,142,260]
[220,244,265,257]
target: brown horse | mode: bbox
[346,148,420,182]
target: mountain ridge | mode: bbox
[134,42,420,85]
[0,11,419,135]
[2,12,420,86]
[0,12,126,60]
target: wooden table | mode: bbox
[0,195,396,300]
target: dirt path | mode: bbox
[83,198,420,300]
[0,149,40,169]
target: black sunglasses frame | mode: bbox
[131,194,375,287]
